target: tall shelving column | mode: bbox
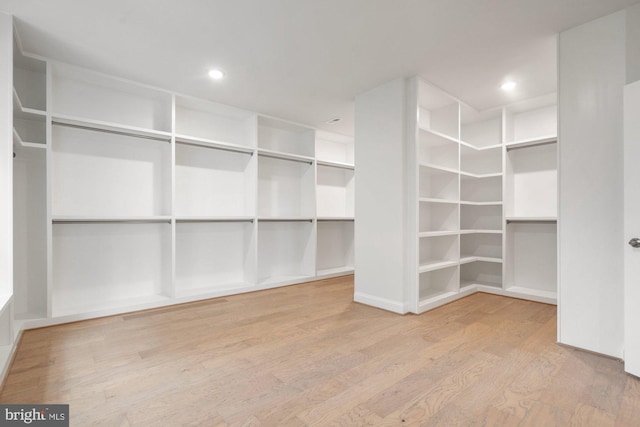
[503,96,558,303]
[315,130,354,278]
[49,63,174,317]
[257,116,316,287]
[12,37,47,325]
[173,95,258,298]
[414,81,461,312]
[459,106,504,292]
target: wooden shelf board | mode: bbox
[175,134,254,154]
[506,135,557,150]
[316,159,355,170]
[419,260,458,273]
[257,148,314,164]
[51,113,172,141]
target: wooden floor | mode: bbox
[1,276,639,426]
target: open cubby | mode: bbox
[317,220,354,275]
[461,204,502,231]
[504,96,557,143]
[258,116,315,157]
[13,113,45,146]
[52,222,171,317]
[175,221,255,297]
[419,165,459,201]
[13,41,46,111]
[51,63,172,132]
[505,222,557,295]
[460,107,502,148]
[258,155,315,218]
[13,146,47,320]
[419,265,459,301]
[174,96,256,147]
[315,131,353,165]
[418,81,460,139]
[419,201,458,234]
[460,175,502,203]
[460,145,501,176]
[257,221,315,285]
[460,261,502,288]
[419,235,459,271]
[505,142,557,218]
[51,125,171,217]
[417,129,459,170]
[175,143,255,217]
[316,165,354,218]
[460,233,502,260]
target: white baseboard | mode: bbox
[353,292,409,314]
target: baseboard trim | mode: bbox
[353,292,409,314]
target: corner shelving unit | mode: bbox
[405,78,556,313]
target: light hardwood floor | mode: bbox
[1,275,639,426]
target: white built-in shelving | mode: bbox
[402,79,557,312]
[9,47,355,329]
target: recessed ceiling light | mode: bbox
[325,118,341,124]
[501,81,517,91]
[208,69,225,80]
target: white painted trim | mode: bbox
[353,292,409,314]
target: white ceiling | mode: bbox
[1,0,638,136]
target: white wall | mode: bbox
[354,78,408,313]
[558,11,626,358]
[0,13,12,299]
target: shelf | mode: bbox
[258,148,314,164]
[52,216,171,224]
[317,163,354,218]
[460,280,502,290]
[258,116,315,158]
[459,171,502,179]
[459,256,502,264]
[459,140,502,151]
[175,216,254,223]
[460,229,502,234]
[506,135,557,150]
[419,259,459,273]
[419,230,459,238]
[316,159,354,170]
[52,114,172,142]
[417,126,461,144]
[316,266,354,277]
[317,220,354,276]
[461,261,502,289]
[258,275,315,287]
[419,290,459,307]
[174,283,250,299]
[419,162,459,174]
[13,88,46,119]
[258,217,314,222]
[419,197,458,204]
[504,286,557,302]
[175,134,255,154]
[317,217,354,221]
[53,294,171,318]
[506,217,557,223]
[13,128,45,149]
[460,200,502,206]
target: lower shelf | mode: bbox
[316,266,354,277]
[173,282,251,299]
[258,275,315,287]
[52,294,171,318]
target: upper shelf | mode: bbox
[51,114,172,142]
[506,135,557,150]
[175,134,254,155]
[257,148,314,164]
[316,159,354,170]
